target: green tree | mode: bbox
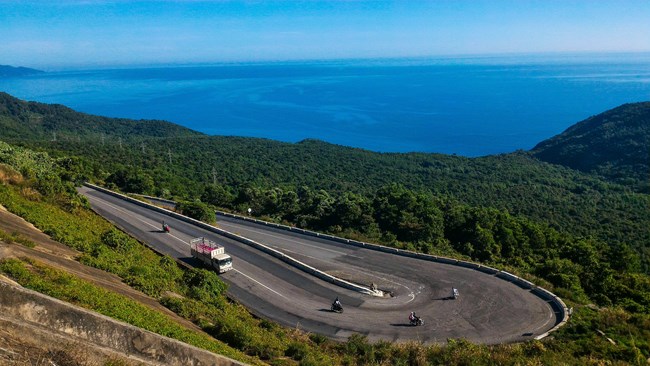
[201,184,234,208]
[333,192,374,232]
[178,201,216,223]
[106,168,154,194]
[296,187,335,229]
[536,258,586,300]
[373,184,444,244]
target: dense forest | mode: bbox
[533,102,650,192]
[3,93,649,271]
[1,92,649,363]
[0,91,201,141]
[0,130,648,364]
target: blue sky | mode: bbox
[1,0,649,69]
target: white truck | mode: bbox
[190,237,233,273]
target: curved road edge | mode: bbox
[83,183,380,297]
[213,206,570,339]
[114,187,569,339]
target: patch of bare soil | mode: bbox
[0,324,132,366]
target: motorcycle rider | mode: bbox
[452,287,459,299]
[409,311,424,325]
[409,311,418,323]
[331,296,343,312]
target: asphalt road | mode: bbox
[79,186,558,344]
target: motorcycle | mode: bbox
[409,317,424,326]
[452,287,459,300]
[331,302,343,313]
[163,223,170,233]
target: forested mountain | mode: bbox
[1,92,648,267]
[533,102,650,192]
[2,134,648,365]
[1,92,649,363]
[0,92,202,141]
[0,65,44,77]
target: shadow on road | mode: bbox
[390,323,414,327]
[179,257,199,267]
[433,296,457,301]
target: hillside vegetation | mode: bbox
[533,102,650,192]
[2,92,648,272]
[1,138,649,365]
[0,91,649,363]
[0,91,202,141]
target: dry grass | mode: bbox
[0,164,23,185]
[19,187,41,201]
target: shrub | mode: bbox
[177,200,216,223]
[183,268,228,302]
[286,341,310,361]
[101,229,135,252]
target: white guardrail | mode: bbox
[214,210,569,339]
[84,184,379,296]
[101,186,570,339]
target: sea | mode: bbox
[1,53,649,157]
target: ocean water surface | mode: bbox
[1,54,649,156]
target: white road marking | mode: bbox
[87,195,188,246]
[232,269,288,299]
[88,192,289,300]
[92,192,415,303]
[218,220,363,258]
[407,293,416,302]
[277,246,416,303]
[529,302,556,334]
[217,218,418,302]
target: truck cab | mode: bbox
[190,237,233,273]
[212,252,233,273]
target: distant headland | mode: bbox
[0,65,44,78]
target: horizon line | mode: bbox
[18,50,650,72]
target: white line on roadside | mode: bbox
[232,269,288,299]
[86,195,188,246]
[275,245,416,303]
[218,220,363,258]
[91,192,413,303]
[529,302,556,335]
[88,192,289,300]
